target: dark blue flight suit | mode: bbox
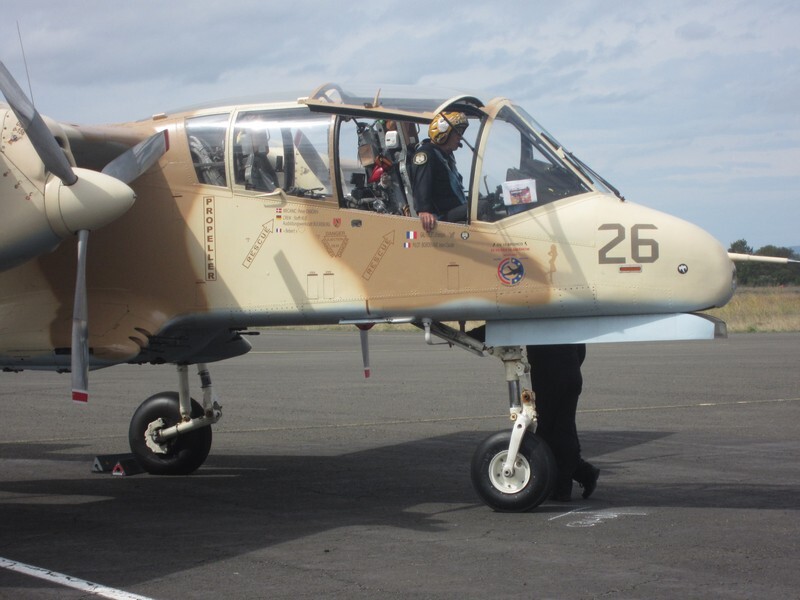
[411,139,467,221]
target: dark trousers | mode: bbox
[535,387,579,494]
[527,344,591,496]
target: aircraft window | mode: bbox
[477,106,590,222]
[233,108,333,198]
[186,114,229,186]
[336,117,420,215]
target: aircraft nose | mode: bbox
[700,234,736,308]
[672,218,735,311]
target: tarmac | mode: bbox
[0,330,798,599]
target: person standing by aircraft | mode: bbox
[411,112,469,232]
[527,343,600,502]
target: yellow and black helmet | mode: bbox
[429,112,468,145]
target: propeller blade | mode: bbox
[0,61,78,186]
[101,130,168,184]
[71,229,90,403]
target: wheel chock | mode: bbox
[111,458,144,476]
[92,454,144,476]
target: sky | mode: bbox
[2,0,798,249]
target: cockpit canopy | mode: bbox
[182,83,618,222]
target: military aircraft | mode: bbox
[1,62,795,512]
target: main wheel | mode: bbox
[471,430,556,512]
[128,392,212,475]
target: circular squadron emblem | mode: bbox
[497,257,524,286]
[678,263,689,274]
[413,152,428,165]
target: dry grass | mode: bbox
[706,286,800,332]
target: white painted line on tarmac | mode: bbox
[547,507,648,528]
[548,507,588,521]
[0,556,156,600]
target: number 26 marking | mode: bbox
[598,223,659,264]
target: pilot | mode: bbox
[411,112,469,233]
[527,343,600,502]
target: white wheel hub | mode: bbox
[144,418,169,454]
[488,450,531,493]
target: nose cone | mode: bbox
[637,203,735,312]
[45,168,136,237]
[691,228,735,309]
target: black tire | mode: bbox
[471,430,555,512]
[128,392,212,475]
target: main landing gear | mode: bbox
[420,321,556,512]
[128,363,221,475]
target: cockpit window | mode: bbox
[336,117,421,215]
[232,108,333,198]
[335,113,480,219]
[477,106,590,222]
[186,114,229,187]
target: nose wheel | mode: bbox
[128,392,213,475]
[471,430,555,512]
[128,364,220,475]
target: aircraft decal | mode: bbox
[272,206,331,233]
[491,241,530,255]
[242,220,273,269]
[320,231,349,258]
[402,230,456,251]
[362,231,395,280]
[497,257,525,286]
[548,244,558,284]
[598,223,659,265]
[619,265,643,273]
[204,196,217,281]
[404,230,419,249]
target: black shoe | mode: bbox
[579,466,600,499]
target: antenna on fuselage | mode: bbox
[16,22,35,106]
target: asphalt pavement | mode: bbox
[1,331,798,599]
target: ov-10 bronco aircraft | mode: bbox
[1,62,794,512]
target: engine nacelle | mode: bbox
[0,108,135,270]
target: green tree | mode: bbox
[728,239,756,285]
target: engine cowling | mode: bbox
[0,108,135,270]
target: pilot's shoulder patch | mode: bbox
[413,152,428,166]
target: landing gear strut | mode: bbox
[128,363,221,475]
[419,321,555,511]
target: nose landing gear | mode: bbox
[470,346,555,511]
[128,363,220,475]
[419,321,556,511]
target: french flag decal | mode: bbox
[406,231,418,240]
